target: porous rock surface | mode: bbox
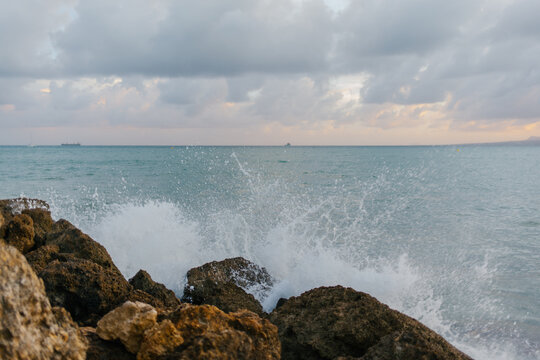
[142,303,281,359]
[269,286,472,360]
[183,257,273,315]
[129,269,181,308]
[43,219,120,271]
[96,301,158,354]
[39,257,132,326]
[3,213,35,253]
[0,242,87,360]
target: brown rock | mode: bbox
[186,257,274,291]
[81,327,135,360]
[4,213,35,253]
[137,320,184,360]
[44,221,119,271]
[183,257,272,316]
[25,244,63,273]
[185,278,264,315]
[129,269,181,308]
[96,301,158,354]
[148,304,281,359]
[39,258,131,326]
[0,243,87,359]
[269,286,471,360]
[22,208,54,247]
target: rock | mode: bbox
[44,220,119,271]
[81,327,135,360]
[183,257,273,316]
[269,286,471,360]
[22,208,54,248]
[137,320,184,360]
[129,270,181,308]
[39,258,131,326]
[4,213,35,253]
[186,257,274,291]
[185,278,264,315]
[0,243,87,359]
[145,304,280,359]
[25,244,65,273]
[96,301,158,354]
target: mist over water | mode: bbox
[1,145,539,360]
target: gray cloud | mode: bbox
[1,0,540,143]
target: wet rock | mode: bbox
[186,257,274,291]
[44,221,119,270]
[129,270,180,308]
[0,198,50,219]
[185,278,264,315]
[4,213,35,253]
[148,304,280,359]
[183,257,273,316]
[96,301,158,354]
[269,286,471,360]
[81,327,135,360]
[0,243,87,359]
[22,208,54,248]
[39,258,131,326]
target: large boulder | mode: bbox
[0,243,87,359]
[39,258,132,326]
[44,219,120,271]
[182,257,273,316]
[142,303,280,360]
[96,301,158,354]
[129,270,180,308]
[269,286,471,360]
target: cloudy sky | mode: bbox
[1,0,539,145]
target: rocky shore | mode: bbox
[0,198,472,359]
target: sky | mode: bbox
[1,0,539,145]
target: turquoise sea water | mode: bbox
[1,145,539,359]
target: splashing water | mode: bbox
[2,145,539,360]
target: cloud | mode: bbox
[1,0,540,144]
[53,0,334,77]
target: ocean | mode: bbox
[1,145,538,359]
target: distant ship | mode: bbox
[61,143,81,147]
[285,142,291,147]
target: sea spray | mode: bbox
[11,145,538,360]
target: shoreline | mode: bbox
[0,197,472,359]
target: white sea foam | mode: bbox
[76,198,530,360]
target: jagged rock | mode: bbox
[4,213,35,253]
[136,320,185,360]
[269,286,471,360]
[0,243,87,359]
[129,270,181,308]
[183,257,273,316]
[81,327,135,360]
[39,258,131,326]
[145,304,280,359]
[22,208,54,248]
[25,244,66,273]
[127,289,168,309]
[186,257,274,291]
[96,301,158,354]
[185,278,264,315]
[44,220,119,271]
